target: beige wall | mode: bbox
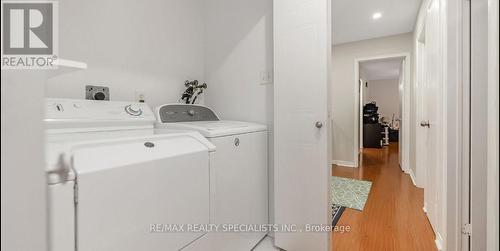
[366,78,401,121]
[331,33,413,165]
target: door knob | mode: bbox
[420,120,430,128]
[315,121,323,128]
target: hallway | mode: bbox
[331,143,436,251]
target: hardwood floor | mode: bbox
[331,143,436,251]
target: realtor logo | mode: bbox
[1,1,58,69]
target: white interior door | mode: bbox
[273,0,331,250]
[422,0,444,243]
[415,29,427,188]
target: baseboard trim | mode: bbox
[332,160,357,167]
[407,168,417,187]
[422,203,442,251]
[435,232,443,251]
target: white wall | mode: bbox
[1,71,48,251]
[203,0,273,125]
[203,0,274,229]
[440,0,460,247]
[331,33,412,165]
[46,0,205,108]
[365,78,400,120]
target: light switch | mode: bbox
[260,70,273,85]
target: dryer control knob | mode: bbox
[125,104,143,116]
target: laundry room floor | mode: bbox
[331,143,437,251]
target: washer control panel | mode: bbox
[45,98,154,123]
[158,104,219,123]
[124,104,143,116]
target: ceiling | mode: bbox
[360,58,403,81]
[332,0,422,45]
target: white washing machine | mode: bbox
[154,104,268,251]
[45,98,215,251]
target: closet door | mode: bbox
[273,0,331,250]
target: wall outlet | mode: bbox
[259,70,273,85]
[86,85,109,101]
[135,89,146,103]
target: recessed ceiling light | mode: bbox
[372,12,382,20]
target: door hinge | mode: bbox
[74,182,79,205]
[462,223,472,236]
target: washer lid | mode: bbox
[46,132,215,184]
[156,120,267,138]
[71,133,211,175]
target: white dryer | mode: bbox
[155,104,268,251]
[45,99,215,251]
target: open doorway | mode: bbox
[354,54,411,174]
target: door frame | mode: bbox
[437,0,480,249]
[468,0,497,249]
[460,1,471,249]
[358,78,364,149]
[353,53,411,174]
[486,1,499,251]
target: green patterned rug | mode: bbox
[331,176,372,211]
